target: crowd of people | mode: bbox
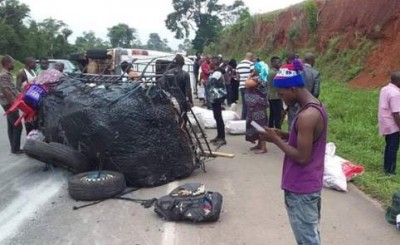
[191,51,321,151]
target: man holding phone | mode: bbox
[258,65,327,245]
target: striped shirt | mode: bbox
[237,59,253,88]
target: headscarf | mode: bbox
[254,61,269,83]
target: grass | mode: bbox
[0,55,24,78]
[201,0,398,207]
[320,81,399,206]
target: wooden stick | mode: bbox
[203,151,235,158]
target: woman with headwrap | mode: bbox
[245,61,269,154]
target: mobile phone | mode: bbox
[251,121,265,132]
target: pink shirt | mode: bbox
[378,83,400,135]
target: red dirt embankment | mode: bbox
[254,0,400,88]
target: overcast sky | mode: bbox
[18,0,304,49]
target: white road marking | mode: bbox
[0,172,64,243]
[161,181,179,245]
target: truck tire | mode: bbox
[86,49,108,59]
[68,171,126,201]
[47,142,90,174]
[23,140,50,163]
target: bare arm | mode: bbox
[261,108,320,164]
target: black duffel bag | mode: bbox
[154,183,223,222]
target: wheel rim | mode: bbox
[81,171,114,182]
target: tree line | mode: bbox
[0,0,179,61]
[0,0,248,61]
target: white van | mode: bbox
[109,48,196,88]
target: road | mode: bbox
[0,109,399,245]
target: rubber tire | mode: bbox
[23,140,50,163]
[47,142,90,174]
[68,171,126,201]
[86,49,108,59]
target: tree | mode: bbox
[75,31,109,51]
[165,0,247,52]
[220,0,248,25]
[107,23,140,48]
[145,33,172,52]
[178,38,193,53]
[0,0,30,59]
[24,20,49,58]
[36,18,73,58]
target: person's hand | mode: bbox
[259,127,280,143]
[22,81,28,89]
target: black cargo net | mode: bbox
[40,75,194,187]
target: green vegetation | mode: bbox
[202,1,400,206]
[319,81,399,205]
[303,0,318,33]
[317,36,374,82]
[288,27,300,43]
[315,36,399,206]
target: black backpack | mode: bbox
[154,183,223,222]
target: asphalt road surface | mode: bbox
[0,109,399,244]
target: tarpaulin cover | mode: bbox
[40,77,194,186]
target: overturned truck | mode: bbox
[37,74,197,187]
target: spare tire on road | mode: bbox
[23,140,50,163]
[68,171,126,201]
[47,142,90,174]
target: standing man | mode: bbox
[165,54,193,113]
[378,71,400,176]
[267,56,283,129]
[237,52,254,120]
[16,57,37,92]
[303,52,321,99]
[36,57,49,75]
[260,65,327,245]
[0,55,23,154]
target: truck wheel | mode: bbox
[86,49,108,59]
[23,140,50,163]
[47,142,90,174]
[68,171,126,201]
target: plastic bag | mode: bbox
[342,162,365,181]
[192,106,239,128]
[323,142,365,192]
[323,142,347,191]
[225,120,246,135]
[26,129,45,142]
[324,155,348,191]
[188,112,205,134]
